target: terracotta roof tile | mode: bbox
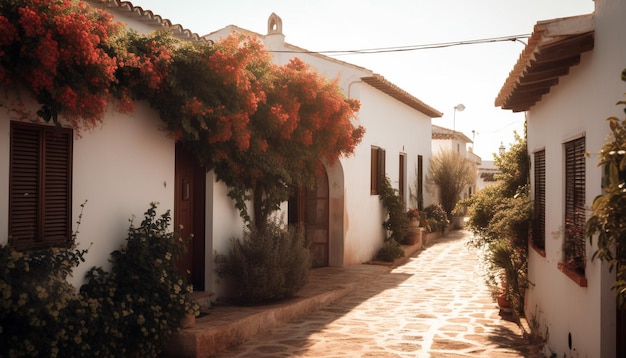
[495,14,594,112]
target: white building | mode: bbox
[496,0,625,355]
[1,3,442,301]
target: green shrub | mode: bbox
[0,203,199,357]
[215,217,311,305]
[0,243,90,357]
[379,176,409,243]
[80,203,198,357]
[424,203,449,232]
[375,239,404,262]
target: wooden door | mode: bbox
[174,143,206,291]
[289,164,329,267]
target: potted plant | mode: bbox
[405,208,423,245]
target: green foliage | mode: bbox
[424,203,450,233]
[428,150,477,216]
[0,203,199,357]
[459,131,530,316]
[215,217,311,305]
[379,176,409,244]
[0,242,89,357]
[80,203,199,356]
[586,75,626,307]
[375,239,405,262]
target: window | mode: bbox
[562,137,586,278]
[533,150,546,252]
[370,146,385,195]
[417,155,423,210]
[9,122,73,250]
[399,153,406,202]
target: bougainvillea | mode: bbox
[0,0,122,130]
[213,52,364,227]
[143,34,270,160]
[2,2,365,230]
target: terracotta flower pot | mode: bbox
[405,218,422,245]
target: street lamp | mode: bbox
[453,103,465,132]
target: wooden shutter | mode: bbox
[533,150,546,250]
[9,123,72,249]
[564,137,586,270]
[417,155,423,210]
[399,153,406,202]
[42,129,72,246]
[371,147,378,194]
[9,125,40,244]
[378,148,386,194]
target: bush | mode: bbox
[215,217,311,305]
[424,203,449,232]
[375,240,404,262]
[0,243,89,357]
[0,203,199,357]
[379,176,409,243]
[80,203,199,356]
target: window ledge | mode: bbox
[557,262,588,287]
[528,238,546,257]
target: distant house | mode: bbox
[476,160,500,191]
[1,3,442,302]
[495,0,625,356]
[431,125,480,201]
[205,14,442,292]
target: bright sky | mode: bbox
[130,0,594,160]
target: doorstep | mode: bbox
[162,265,390,358]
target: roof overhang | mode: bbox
[495,14,594,112]
[362,74,443,118]
[85,0,206,42]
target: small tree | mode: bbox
[428,149,477,217]
[586,69,626,307]
[459,131,530,316]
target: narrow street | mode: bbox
[216,230,540,357]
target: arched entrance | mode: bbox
[288,163,329,267]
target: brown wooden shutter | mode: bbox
[9,125,40,243]
[42,128,72,246]
[399,153,405,202]
[371,147,378,194]
[533,150,546,250]
[417,155,423,210]
[378,148,386,194]
[9,123,72,249]
[564,137,586,271]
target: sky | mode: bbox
[130,0,594,160]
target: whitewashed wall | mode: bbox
[0,96,175,288]
[70,102,175,287]
[525,0,626,355]
[341,83,433,264]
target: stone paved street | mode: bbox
[215,230,539,357]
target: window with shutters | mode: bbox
[560,136,586,285]
[417,155,424,210]
[9,122,72,250]
[370,146,386,195]
[398,153,406,202]
[532,150,546,253]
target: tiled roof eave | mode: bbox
[85,0,207,42]
[495,14,594,112]
[362,75,443,118]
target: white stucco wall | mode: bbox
[525,1,626,355]
[0,96,175,288]
[340,83,433,264]
[70,102,175,287]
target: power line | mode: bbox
[269,34,531,56]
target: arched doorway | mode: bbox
[288,163,329,267]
